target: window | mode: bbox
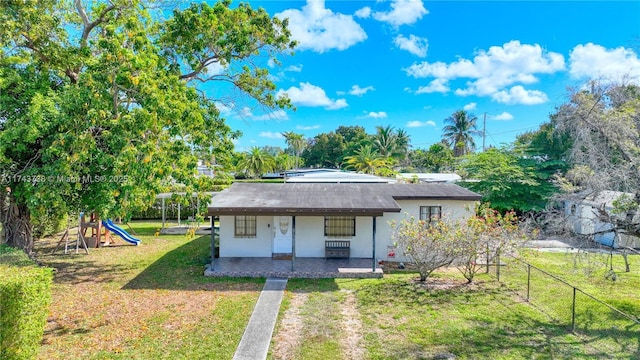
[420,206,441,224]
[234,216,257,237]
[324,216,356,237]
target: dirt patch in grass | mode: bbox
[339,289,365,360]
[271,292,307,359]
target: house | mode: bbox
[564,191,640,248]
[206,182,481,272]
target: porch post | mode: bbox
[291,216,296,272]
[210,215,216,270]
[372,216,377,272]
[161,197,166,230]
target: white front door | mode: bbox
[273,216,293,253]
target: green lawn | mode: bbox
[32,225,640,359]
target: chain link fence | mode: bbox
[488,254,640,355]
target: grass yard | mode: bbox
[32,224,640,359]
[35,222,263,359]
[270,253,640,359]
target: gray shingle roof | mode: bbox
[207,183,481,216]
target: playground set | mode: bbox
[53,212,140,254]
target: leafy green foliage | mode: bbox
[0,0,293,252]
[301,131,347,168]
[458,148,558,213]
[409,143,455,172]
[0,246,53,360]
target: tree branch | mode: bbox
[76,0,116,48]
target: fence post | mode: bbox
[496,249,500,282]
[571,287,576,332]
[526,264,531,302]
[486,244,490,274]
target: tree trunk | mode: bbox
[622,250,630,273]
[0,192,34,254]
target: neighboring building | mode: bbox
[564,191,640,248]
[206,182,481,269]
[284,168,395,183]
[396,173,462,183]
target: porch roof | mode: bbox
[207,182,481,216]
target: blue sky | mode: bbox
[208,0,640,152]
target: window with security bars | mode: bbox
[420,206,441,224]
[324,216,356,237]
[234,215,257,237]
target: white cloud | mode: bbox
[205,61,226,76]
[406,120,436,128]
[373,0,428,27]
[569,43,640,83]
[259,131,284,139]
[491,85,548,105]
[239,107,253,117]
[355,6,371,18]
[492,112,514,121]
[215,102,233,115]
[406,40,565,104]
[275,0,367,53]
[253,109,289,121]
[349,85,375,96]
[277,82,348,110]
[415,79,449,94]
[463,102,477,111]
[364,111,388,118]
[286,64,304,72]
[296,124,321,130]
[394,34,428,57]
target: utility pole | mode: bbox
[482,112,487,152]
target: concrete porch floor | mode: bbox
[204,257,383,279]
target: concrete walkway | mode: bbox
[233,278,288,360]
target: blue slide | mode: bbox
[102,219,141,245]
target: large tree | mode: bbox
[553,81,640,242]
[442,110,481,157]
[457,148,547,213]
[0,0,295,253]
[301,131,346,168]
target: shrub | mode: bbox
[0,246,53,360]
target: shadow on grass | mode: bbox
[44,258,135,285]
[122,235,262,291]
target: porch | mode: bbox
[204,257,383,279]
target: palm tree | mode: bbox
[238,147,276,178]
[282,131,306,170]
[343,144,388,175]
[274,152,296,172]
[372,125,397,158]
[442,110,481,157]
[394,128,411,165]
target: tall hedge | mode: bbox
[0,246,53,360]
